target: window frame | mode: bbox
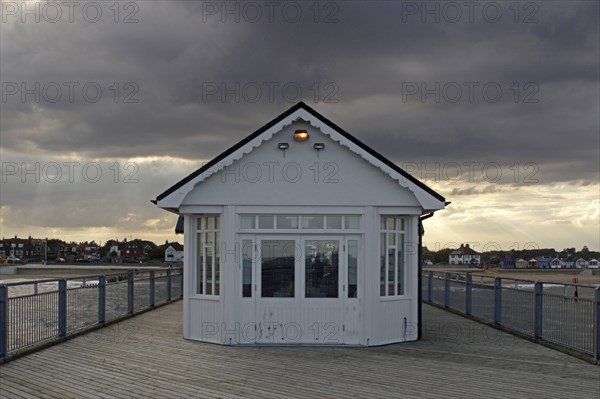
[380,216,407,298]
[238,214,362,233]
[195,214,221,297]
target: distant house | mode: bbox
[120,239,156,261]
[165,242,184,263]
[500,258,515,269]
[537,256,551,269]
[448,244,481,265]
[561,258,575,268]
[588,259,599,268]
[575,258,588,269]
[528,258,539,268]
[550,258,561,268]
[515,258,528,269]
[0,236,45,260]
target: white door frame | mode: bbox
[237,233,361,344]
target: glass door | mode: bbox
[255,237,299,343]
[299,236,344,344]
[249,235,359,345]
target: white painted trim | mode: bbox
[179,205,223,214]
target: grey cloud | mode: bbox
[0,0,598,217]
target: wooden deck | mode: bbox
[1,302,598,399]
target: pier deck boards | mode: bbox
[1,302,598,399]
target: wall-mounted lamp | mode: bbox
[313,143,325,150]
[278,143,289,150]
[294,130,309,142]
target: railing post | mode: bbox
[534,282,543,340]
[0,285,8,362]
[494,277,502,325]
[179,269,183,299]
[466,273,472,316]
[594,287,599,362]
[150,271,155,308]
[58,280,67,337]
[444,272,450,308]
[167,269,172,303]
[98,276,106,324]
[127,270,134,315]
[427,271,433,303]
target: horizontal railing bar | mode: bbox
[427,274,598,289]
[0,268,180,288]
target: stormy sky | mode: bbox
[1,0,598,251]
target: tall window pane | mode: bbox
[261,240,295,297]
[242,239,252,297]
[348,240,358,298]
[197,233,204,294]
[215,231,220,295]
[397,234,404,295]
[305,240,339,298]
[388,247,396,295]
[380,233,386,296]
[206,245,213,295]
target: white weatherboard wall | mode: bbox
[163,107,444,347]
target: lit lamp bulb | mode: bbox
[294,130,309,141]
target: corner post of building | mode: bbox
[58,279,67,337]
[594,287,600,362]
[494,277,502,325]
[98,275,106,324]
[465,273,472,316]
[534,281,543,340]
[444,272,450,308]
[167,268,172,302]
[149,271,155,308]
[127,270,134,315]
[0,285,8,362]
[427,271,433,303]
[417,218,424,339]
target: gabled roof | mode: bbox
[154,102,446,211]
[166,242,184,251]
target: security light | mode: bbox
[314,143,325,150]
[278,143,289,150]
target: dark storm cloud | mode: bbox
[1,0,598,182]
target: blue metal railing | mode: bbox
[0,268,183,362]
[423,271,600,363]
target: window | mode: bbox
[197,215,220,296]
[305,240,339,298]
[240,214,361,231]
[380,216,405,297]
[242,239,253,297]
[261,240,295,297]
[347,240,358,298]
